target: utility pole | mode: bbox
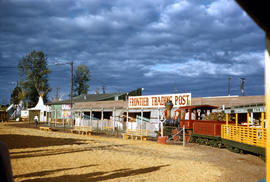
[240,78,245,96]
[228,77,232,96]
[70,61,73,126]
[55,87,60,101]
[102,85,106,94]
[70,61,73,108]
[174,81,176,94]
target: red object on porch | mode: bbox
[157,136,167,144]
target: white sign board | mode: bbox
[62,104,71,110]
[128,93,191,108]
[21,110,29,118]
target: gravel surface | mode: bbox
[0,122,266,182]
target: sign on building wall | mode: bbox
[21,110,29,118]
[128,93,191,108]
[62,104,71,110]
[62,104,71,118]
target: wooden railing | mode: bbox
[221,124,266,148]
[122,129,148,141]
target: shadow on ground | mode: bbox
[10,144,127,159]
[0,134,85,149]
[14,164,98,179]
[21,164,169,182]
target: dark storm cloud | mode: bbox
[0,0,265,104]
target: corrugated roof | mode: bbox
[48,92,125,105]
[192,95,264,108]
[73,100,127,110]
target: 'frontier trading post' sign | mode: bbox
[128,93,191,108]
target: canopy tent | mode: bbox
[28,96,50,122]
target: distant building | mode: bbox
[48,88,142,126]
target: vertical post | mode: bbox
[55,109,57,127]
[62,116,64,128]
[188,109,191,121]
[90,108,92,127]
[161,122,164,137]
[113,107,115,132]
[79,110,82,126]
[96,110,99,131]
[141,109,143,130]
[235,113,238,127]
[101,108,104,131]
[183,109,186,127]
[140,108,143,139]
[265,33,270,179]
[240,78,245,96]
[48,111,50,127]
[235,113,238,139]
[174,80,176,93]
[158,107,160,124]
[261,112,265,128]
[126,107,129,130]
[250,112,254,125]
[158,107,162,137]
[226,113,228,126]
[225,113,229,138]
[247,112,250,144]
[228,77,232,96]
[183,124,185,147]
[247,112,250,128]
[70,61,73,127]
[179,109,182,124]
[78,110,81,126]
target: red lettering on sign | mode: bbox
[185,95,190,105]
[175,96,178,104]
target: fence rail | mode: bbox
[221,124,266,148]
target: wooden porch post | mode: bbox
[226,113,228,126]
[261,112,265,128]
[235,113,238,127]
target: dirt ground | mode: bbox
[0,122,266,182]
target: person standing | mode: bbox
[34,115,38,127]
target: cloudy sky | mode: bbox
[0,0,265,104]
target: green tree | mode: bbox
[18,50,51,107]
[10,83,23,105]
[74,64,91,96]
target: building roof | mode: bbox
[176,105,218,111]
[73,100,128,110]
[48,92,126,105]
[74,93,125,102]
[192,95,264,108]
[49,88,143,105]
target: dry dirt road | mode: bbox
[0,122,266,182]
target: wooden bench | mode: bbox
[104,126,113,131]
[39,126,52,131]
[71,126,93,135]
[122,129,148,141]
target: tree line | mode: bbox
[11,50,91,107]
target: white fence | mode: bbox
[74,117,159,137]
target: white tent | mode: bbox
[28,96,50,122]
